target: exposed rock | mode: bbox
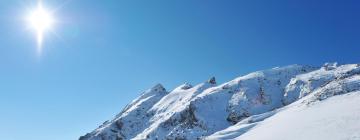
[208,77,216,84]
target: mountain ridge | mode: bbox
[80,63,360,140]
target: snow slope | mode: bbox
[235,91,360,140]
[80,84,168,140]
[206,63,360,140]
[80,63,360,140]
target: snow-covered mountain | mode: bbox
[80,63,360,140]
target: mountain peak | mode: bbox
[179,83,193,90]
[323,62,338,70]
[150,83,166,92]
[207,76,216,84]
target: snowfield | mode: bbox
[234,91,360,140]
[80,63,360,140]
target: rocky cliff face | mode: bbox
[80,63,360,140]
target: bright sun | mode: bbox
[27,2,54,50]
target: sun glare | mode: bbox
[27,2,54,51]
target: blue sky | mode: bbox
[0,0,359,139]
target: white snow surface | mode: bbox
[80,63,360,140]
[235,91,360,140]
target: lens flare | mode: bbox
[27,2,54,52]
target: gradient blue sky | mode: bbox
[1,0,359,140]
